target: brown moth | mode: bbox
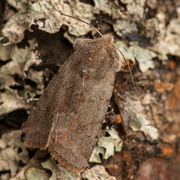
[22,34,121,172]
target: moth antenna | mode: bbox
[49,0,143,105]
[49,0,103,37]
[112,44,143,105]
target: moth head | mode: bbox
[73,39,87,51]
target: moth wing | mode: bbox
[22,54,84,150]
[47,71,116,172]
[46,46,118,172]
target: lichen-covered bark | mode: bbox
[0,0,180,179]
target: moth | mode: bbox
[22,0,142,173]
[22,34,121,172]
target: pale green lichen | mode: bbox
[129,112,159,142]
[116,41,156,72]
[89,128,123,163]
